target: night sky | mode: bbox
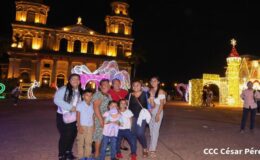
[1,0,260,84]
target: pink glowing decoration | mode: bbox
[71,60,131,90]
[176,83,189,102]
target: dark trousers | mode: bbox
[116,129,136,155]
[240,108,256,130]
[100,136,117,160]
[131,118,147,149]
[56,113,77,156]
[257,101,260,113]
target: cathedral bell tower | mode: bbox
[15,0,49,25]
[105,0,133,36]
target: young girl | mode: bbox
[100,101,123,160]
[116,99,137,160]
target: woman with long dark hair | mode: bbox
[148,76,166,158]
[128,80,150,158]
[54,74,83,160]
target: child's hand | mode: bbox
[71,107,77,112]
[78,126,84,134]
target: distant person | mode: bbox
[202,89,207,107]
[240,81,260,133]
[76,89,94,160]
[11,84,20,106]
[206,89,215,107]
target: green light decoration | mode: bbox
[0,83,6,99]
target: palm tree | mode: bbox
[130,47,147,79]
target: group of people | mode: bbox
[202,88,215,107]
[54,74,166,160]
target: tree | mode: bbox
[130,47,147,79]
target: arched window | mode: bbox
[87,41,94,54]
[41,73,50,87]
[118,24,125,34]
[73,40,81,53]
[20,72,30,83]
[117,45,124,57]
[27,11,35,23]
[56,74,65,88]
[59,38,68,52]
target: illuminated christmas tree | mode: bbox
[226,39,241,106]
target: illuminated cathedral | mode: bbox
[189,39,260,107]
[8,0,133,87]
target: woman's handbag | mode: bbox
[62,94,78,124]
[62,111,76,124]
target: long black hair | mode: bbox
[64,74,83,103]
[150,76,160,98]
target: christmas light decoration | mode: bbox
[71,60,131,90]
[0,83,6,99]
[27,80,40,99]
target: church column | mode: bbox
[51,58,58,84]
[67,59,72,77]
[7,58,15,79]
[31,60,37,81]
[36,59,41,81]
[13,59,21,78]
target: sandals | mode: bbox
[150,151,157,158]
[143,149,149,158]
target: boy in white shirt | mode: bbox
[240,81,260,133]
[76,89,94,159]
[116,99,137,160]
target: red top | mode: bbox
[108,89,128,102]
[229,46,239,57]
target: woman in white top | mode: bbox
[54,73,83,160]
[148,76,166,158]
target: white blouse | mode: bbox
[154,94,166,105]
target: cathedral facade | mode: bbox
[8,0,133,87]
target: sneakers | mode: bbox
[131,154,137,160]
[240,129,245,134]
[116,153,123,159]
[65,151,77,160]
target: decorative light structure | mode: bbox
[226,38,241,106]
[188,38,254,107]
[0,83,6,99]
[71,60,131,90]
[27,80,40,99]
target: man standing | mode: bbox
[240,81,260,133]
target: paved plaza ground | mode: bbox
[0,100,260,160]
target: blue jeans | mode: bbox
[131,118,147,149]
[116,129,137,155]
[240,108,256,130]
[100,136,117,160]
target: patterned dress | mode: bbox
[92,91,111,141]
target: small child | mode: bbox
[100,101,123,160]
[116,99,137,160]
[76,89,94,160]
